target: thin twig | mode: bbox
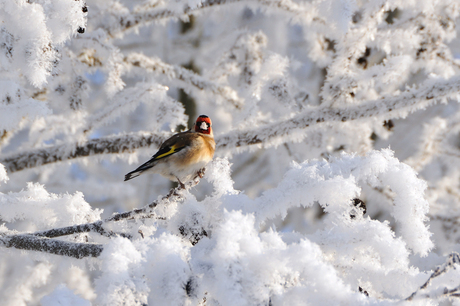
[124,53,243,109]
[406,252,460,301]
[103,0,320,37]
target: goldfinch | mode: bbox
[124,115,215,185]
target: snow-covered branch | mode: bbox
[218,76,460,149]
[0,174,203,258]
[125,53,243,108]
[1,132,168,173]
[84,82,187,136]
[3,75,460,173]
[4,0,460,303]
[406,253,460,301]
[33,221,109,239]
[405,113,460,171]
[0,235,103,259]
[103,0,319,36]
[320,4,387,106]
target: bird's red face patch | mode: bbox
[195,115,212,134]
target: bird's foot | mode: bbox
[176,177,186,189]
[197,168,206,178]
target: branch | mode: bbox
[106,174,200,221]
[2,76,460,173]
[125,53,243,109]
[0,235,103,259]
[31,174,202,238]
[34,221,108,239]
[216,77,460,150]
[406,252,460,301]
[103,0,320,37]
[405,115,460,171]
[1,131,168,173]
[320,5,387,106]
[1,173,203,258]
[85,83,172,135]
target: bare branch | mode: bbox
[0,235,103,259]
[125,53,243,109]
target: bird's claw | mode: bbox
[176,177,186,189]
[197,168,206,178]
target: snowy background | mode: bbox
[1,0,460,304]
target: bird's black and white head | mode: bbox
[195,115,213,136]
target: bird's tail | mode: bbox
[124,160,156,181]
[124,170,142,181]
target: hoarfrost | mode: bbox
[1,0,460,304]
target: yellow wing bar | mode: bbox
[154,145,184,160]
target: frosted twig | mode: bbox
[405,115,460,171]
[2,76,460,172]
[404,118,447,171]
[84,83,172,135]
[103,0,320,36]
[125,53,243,108]
[216,76,460,150]
[406,252,460,301]
[211,31,266,86]
[321,5,386,106]
[1,131,169,173]
[0,173,203,258]
[106,173,200,222]
[322,6,458,107]
[30,173,203,238]
[0,235,103,259]
[33,221,131,239]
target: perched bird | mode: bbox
[124,115,215,185]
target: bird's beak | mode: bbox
[200,122,208,130]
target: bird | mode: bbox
[124,115,215,186]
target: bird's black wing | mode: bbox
[124,132,190,181]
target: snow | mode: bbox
[40,284,90,306]
[0,182,101,231]
[95,238,145,305]
[0,81,51,131]
[2,0,460,304]
[73,153,434,304]
[0,163,8,184]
